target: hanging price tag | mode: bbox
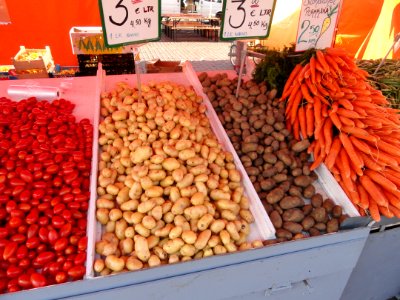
[220,0,277,40]
[295,0,342,52]
[98,0,161,47]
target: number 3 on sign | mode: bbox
[229,0,246,29]
[99,0,161,47]
[109,0,128,26]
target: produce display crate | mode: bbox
[77,54,135,76]
[0,64,371,300]
[85,63,275,278]
[12,46,54,72]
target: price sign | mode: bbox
[98,0,161,47]
[295,0,342,52]
[220,0,277,40]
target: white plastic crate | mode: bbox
[85,63,276,278]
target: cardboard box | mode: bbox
[12,46,54,72]
[146,60,183,73]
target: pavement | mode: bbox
[139,32,234,72]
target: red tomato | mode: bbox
[30,273,47,288]
[74,252,86,265]
[17,274,32,288]
[53,237,68,252]
[18,258,31,269]
[16,245,28,259]
[34,251,56,266]
[27,224,39,239]
[26,237,40,249]
[3,241,18,260]
[6,265,23,278]
[67,265,85,280]
[55,271,67,284]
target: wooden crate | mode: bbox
[12,46,54,72]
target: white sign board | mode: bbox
[220,0,277,40]
[99,0,161,47]
[295,0,342,51]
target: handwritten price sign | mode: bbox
[220,0,277,40]
[99,0,161,47]
[295,0,342,51]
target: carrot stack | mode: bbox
[281,47,400,222]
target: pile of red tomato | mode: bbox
[0,97,93,293]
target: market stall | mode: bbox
[0,0,399,299]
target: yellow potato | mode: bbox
[197,214,214,231]
[105,255,125,272]
[194,229,212,250]
[163,238,185,254]
[134,236,151,262]
[126,256,143,271]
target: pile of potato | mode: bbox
[198,72,348,242]
[93,81,262,275]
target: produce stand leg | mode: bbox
[341,223,400,300]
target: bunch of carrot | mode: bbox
[281,47,400,222]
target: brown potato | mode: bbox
[269,210,282,228]
[291,139,310,153]
[311,207,327,223]
[288,186,303,197]
[323,198,335,214]
[266,187,285,204]
[279,196,304,210]
[309,228,321,237]
[327,218,339,233]
[301,216,315,231]
[314,222,327,231]
[294,175,312,187]
[283,222,303,234]
[302,204,313,216]
[302,184,316,199]
[282,209,305,223]
[276,228,293,240]
[311,193,323,208]
[260,179,276,191]
[332,205,343,218]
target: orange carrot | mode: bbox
[338,115,355,127]
[313,96,323,135]
[306,104,315,137]
[357,184,369,209]
[359,175,389,207]
[341,126,379,143]
[300,84,314,104]
[329,112,342,130]
[379,205,394,218]
[339,133,364,170]
[338,98,354,110]
[290,90,303,124]
[293,115,300,140]
[358,152,384,172]
[298,106,307,139]
[305,77,318,96]
[338,148,351,178]
[364,169,397,193]
[336,108,362,119]
[297,64,310,84]
[389,205,400,218]
[316,50,330,73]
[369,199,381,222]
[282,64,303,97]
[354,119,366,129]
[309,56,317,84]
[323,118,333,154]
[324,137,341,169]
